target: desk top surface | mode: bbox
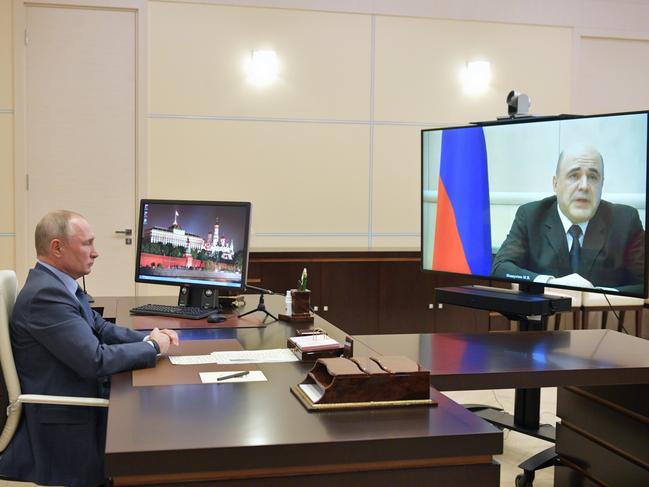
[103,295,502,478]
[354,329,649,391]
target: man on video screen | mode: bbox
[492,144,645,294]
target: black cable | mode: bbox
[602,293,629,334]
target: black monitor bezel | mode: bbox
[134,199,252,292]
[420,109,649,299]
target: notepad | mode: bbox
[200,370,267,384]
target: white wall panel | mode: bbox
[0,1,12,108]
[372,125,421,237]
[575,36,649,114]
[374,16,573,124]
[150,2,371,120]
[149,118,371,248]
[0,115,14,233]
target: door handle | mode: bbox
[115,228,133,245]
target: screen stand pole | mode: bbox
[434,284,570,440]
[435,284,567,483]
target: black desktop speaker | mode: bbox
[178,286,218,309]
[177,286,190,307]
[199,288,218,309]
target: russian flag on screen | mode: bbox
[432,127,492,275]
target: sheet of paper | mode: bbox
[200,370,267,384]
[299,383,324,403]
[595,286,620,293]
[169,354,218,365]
[289,335,340,349]
[210,348,299,364]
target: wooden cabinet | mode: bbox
[249,251,495,335]
[556,384,649,485]
[431,274,491,333]
[319,262,380,335]
[378,261,435,334]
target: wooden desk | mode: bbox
[354,330,649,485]
[103,295,502,486]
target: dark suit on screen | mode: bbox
[491,196,645,294]
[0,263,157,487]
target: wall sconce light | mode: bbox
[461,60,492,95]
[245,49,279,87]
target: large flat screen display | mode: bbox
[135,200,251,290]
[422,111,649,298]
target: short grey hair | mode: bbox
[35,210,84,257]
[556,144,604,178]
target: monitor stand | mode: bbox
[435,284,572,485]
[177,285,221,311]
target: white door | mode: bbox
[23,4,137,296]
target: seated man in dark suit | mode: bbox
[0,210,179,487]
[492,145,645,294]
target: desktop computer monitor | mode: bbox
[135,199,252,308]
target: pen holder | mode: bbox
[291,289,311,315]
[279,289,314,323]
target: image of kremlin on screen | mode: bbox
[138,204,245,286]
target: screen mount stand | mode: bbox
[435,284,571,482]
[238,284,278,322]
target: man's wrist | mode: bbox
[147,338,161,354]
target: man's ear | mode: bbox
[552,175,558,194]
[49,238,64,258]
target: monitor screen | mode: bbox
[135,200,251,291]
[421,111,649,298]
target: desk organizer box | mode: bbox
[291,356,436,410]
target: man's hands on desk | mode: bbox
[547,273,620,292]
[150,327,180,354]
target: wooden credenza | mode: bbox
[249,250,509,336]
[556,384,649,486]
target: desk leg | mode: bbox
[515,388,540,429]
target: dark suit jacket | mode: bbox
[492,196,645,295]
[0,263,157,487]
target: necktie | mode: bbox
[75,285,94,326]
[568,225,582,273]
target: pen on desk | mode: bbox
[228,358,259,362]
[217,370,250,382]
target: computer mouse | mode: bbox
[207,313,227,323]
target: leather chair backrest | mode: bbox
[0,270,21,452]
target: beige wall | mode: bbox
[1,0,14,270]
[148,1,573,251]
[574,35,649,114]
[4,0,649,269]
